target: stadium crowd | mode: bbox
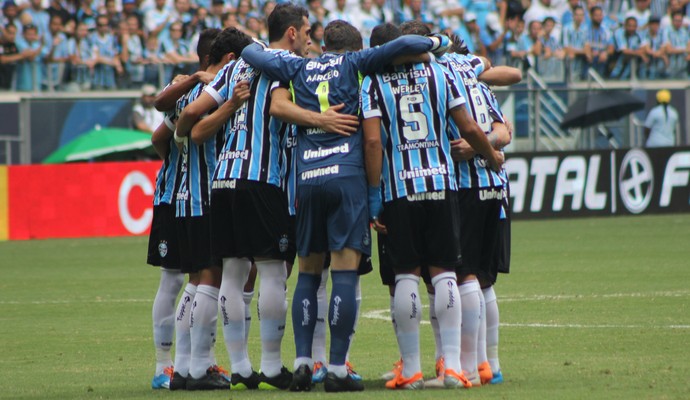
[1,0,689,91]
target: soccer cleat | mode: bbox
[230,371,261,390]
[423,357,446,389]
[169,372,188,391]
[465,370,481,387]
[211,365,231,383]
[324,371,365,392]
[478,361,494,385]
[289,364,313,392]
[312,361,328,383]
[186,367,231,391]
[346,361,362,381]
[151,366,174,389]
[490,370,504,384]
[385,371,424,390]
[381,358,403,380]
[443,369,472,389]
[258,367,293,390]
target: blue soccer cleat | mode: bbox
[490,370,504,384]
[312,362,328,383]
[151,366,174,389]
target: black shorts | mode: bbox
[176,214,219,274]
[211,179,295,262]
[378,232,433,286]
[497,183,511,275]
[456,187,502,285]
[147,204,180,268]
[322,248,374,276]
[378,191,462,276]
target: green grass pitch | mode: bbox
[1,214,689,399]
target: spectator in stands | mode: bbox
[514,19,542,70]
[428,0,464,32]
[160,20,194,83]
[663,11,689,78]
[121,0,143,28]
[145,0,173,41]
[352,0,379,47]
[132,83,164,133]
[464,12,488,56]
[561,0,588,26]
[173,0,193,31]
[15,23,46,91]
[206,0,224,28]
[306,0,329,24]
[660,0,690,30]
[69,21,94,90]
[644,89,678,147]
[104,0,121,28]
[400,0,435,29]
[641,15,667,78]
[47,0,72,28]
[24,0,49,37]
[371,0,393,23]
[244,11,266,41]
[0,22,20,89]
[327,0,353,24]
[523,0,560,36]
[46,13,70,90]
[586,6,612,77]
[91,14,122,89]
[1,1,21,34]
[610,16,645,79]
[505,15,526,68]
[142,33,161,85]
[563,5,588,80]
[481,12,509,65]
[121,13,146,87]
[539,16,564,78]
[625,0,652,27]
[307,21,323,58]
[235,0,253,26]
[76,0,97,30]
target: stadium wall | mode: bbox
[1,148,689,240]
[507,147,690,219]
[6,161,159,240]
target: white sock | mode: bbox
[256,260,288,377]
[394,274,421,378]
[483,286,501,373]
[346,277,362,362]
[189,285,219,379]
[152,268,183,375]
[459,279,481,375]
[432,272,462,372]
[243,290,254,353]
[173,283,196,377]
[427,291,443,361]
[219,257,253,377]
[312,268,329,364]
[477,288,488,366]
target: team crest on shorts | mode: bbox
[362,231,371,247]
[158,241,168,258]
[279,234,289,253]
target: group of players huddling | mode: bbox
[145,1,520,393]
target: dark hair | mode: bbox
[267,3,308,43]
[590,5,602,14]
[50,14,63,24]
[400,20,430,35]
[572,5,583,12]
[324,20,362,52]
[543,16,555,24]
[197,28,221,60]
[449,33,469,55]
[671,10,684,19]
[209,27,253,65]
[370,22,401,47]
[310,21,322,39]
[624,16,637,24]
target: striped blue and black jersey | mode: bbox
[479,81,509,185]
[281,120,298,216]
[438,53,504,189]
[205,52,291,187]
[166,81,222,217]
[153,110,180,206]
[240,36,437,181]
[361,62,463,202]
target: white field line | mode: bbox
[362,290,690,329]
[361,309,690,329]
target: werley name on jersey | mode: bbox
[391,83,428,95]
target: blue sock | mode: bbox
[292,272,320,359]
[328,270,358,367]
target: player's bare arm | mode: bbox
[478,66,522,86]
[362,116,386,234]
[269,87,359,136]
[174,92,218,138]
[151,121,173,159]
[190,81,251,144]
[154,72,212,112]
[450,106,504,171]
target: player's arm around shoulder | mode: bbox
[449,106,503,171]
